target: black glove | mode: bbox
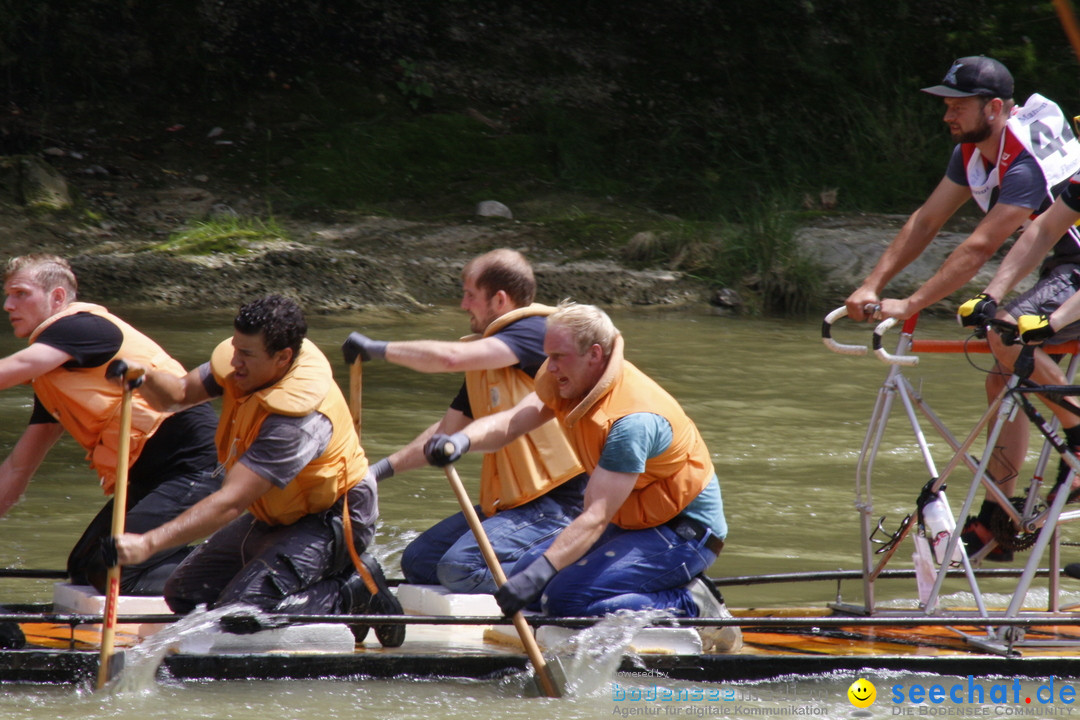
[342,332,388,365]
[100,536,118,568]
[494,556,557,616]
[104,359,144,389]
[956,293,998,336]
[1018,313,1056,345]
[423,432,470,467]
[368,457,395,482]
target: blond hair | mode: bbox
[546,300,618,359]
[4,254,77,298]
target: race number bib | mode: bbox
[966,94,1080,214]
[1006,93,1080,187]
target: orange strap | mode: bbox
[341,491,379,596]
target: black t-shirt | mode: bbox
[30,312,218,485]
[449,315,547,419]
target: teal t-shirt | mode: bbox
[598,412,727,539]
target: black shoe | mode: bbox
[1049,456,1080,506]
[340,553,405,648]
[1065,563,1080,580]
[960,517,1014,563]
[0,620,24,649]
[339,574,369,644]
[218,611,290,635]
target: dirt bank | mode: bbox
[1,164,712,313]
[1,143,996,316]
[70,208,714,312]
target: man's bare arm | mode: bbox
[879,200,1034,319]
[845,176,970,320]
[114,462,271,566]
[0,344,72,391]
[385,336,520,373]
[462,392,555,453]
[985,197,1080,301]
[0,423,64,517]
[114,363,211,412]
[542,467,637,570]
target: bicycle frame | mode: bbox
[823,307,1080,653]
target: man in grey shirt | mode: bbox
[112,295,404,646]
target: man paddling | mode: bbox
[342,249,586,594]
[0,254,223,594]
[844,56,1080,560]
[111,295,404,646]
[0,255,223,649]
[423,301,742,653]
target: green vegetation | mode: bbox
[146,217,287,255]
[718,206,823,317]
[280,113,555,213]
[2,1,1078,314]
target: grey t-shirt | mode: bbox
[199,363,331,487]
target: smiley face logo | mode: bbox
[847,678,876,708]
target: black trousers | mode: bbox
[67,465,224,596]
[163,477,377,615]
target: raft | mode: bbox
[4,573,1080,685]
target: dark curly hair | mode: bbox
[233,294,306,358]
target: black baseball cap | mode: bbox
[921,56,1014,99]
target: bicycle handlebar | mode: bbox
[821,306,921,366]
[821,306,868,356]
[823,307,1080,367]
[872,318,919,367]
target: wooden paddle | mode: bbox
[350,359,362,442]
[344,357,392,604]
[97,361,144,690]
[441,457,563,698]
[1054,0,1080,65]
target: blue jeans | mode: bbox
[516,522,718,617]
[401,475,586,594]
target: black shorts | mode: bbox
[1005,263,1080,345]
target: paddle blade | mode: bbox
[523,654,567,698]
[98,648,126,687]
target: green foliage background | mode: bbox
[4,1,1078,216]
[2,0,1078,312]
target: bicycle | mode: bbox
[823,307,1080,654]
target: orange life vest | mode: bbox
[535,335,713,529]
[464,304,584,515]
[29,302,184,494]
[211,337,368,526]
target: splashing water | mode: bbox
[504,608,680,699]
[106,603,267,695]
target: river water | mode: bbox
[1,305,1078,718]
